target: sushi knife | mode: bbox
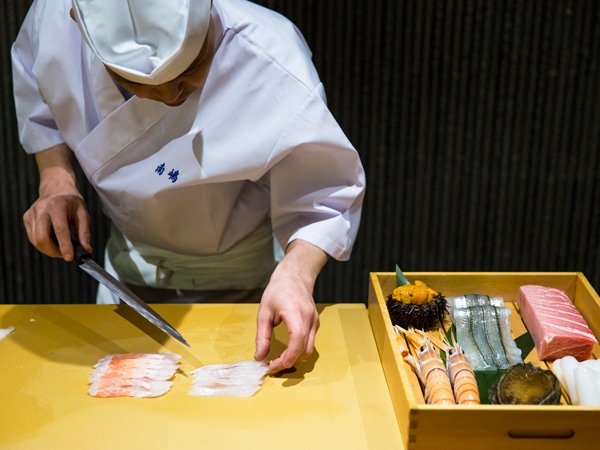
[71,240,190,347]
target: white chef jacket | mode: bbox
[12,0,366,291]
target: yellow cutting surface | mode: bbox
[0,303,402,450]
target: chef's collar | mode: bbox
[71,0,211,86]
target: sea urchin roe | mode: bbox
[387,281,448,330]
[391,280,439,305]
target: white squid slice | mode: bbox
[189,360,269,397]
[554,355,580,405]
[552,356,600,405]
[574,364,600,406]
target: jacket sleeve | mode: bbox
[269,84,366,261]
[11,0,66,154]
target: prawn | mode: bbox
[446,342,480,405]
[395,326,455,405]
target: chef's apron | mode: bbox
[73,89,277,303]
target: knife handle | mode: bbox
[50,227,90,264]
[72,239,91,264]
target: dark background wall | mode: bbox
[1,0,599,305]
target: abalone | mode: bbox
[488,363,561,405]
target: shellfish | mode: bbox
[488,363,561,405]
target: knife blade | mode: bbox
[72,241,190,347]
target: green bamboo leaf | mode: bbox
[395,265,410,287]
[514,332,535,359]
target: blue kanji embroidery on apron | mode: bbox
[155,163,179,183]
[168,169,179,183]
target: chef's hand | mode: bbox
[23,144,92,261]
[255,239,328,374]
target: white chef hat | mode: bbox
[71,0,211,85]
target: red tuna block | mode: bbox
[518,285,597,361]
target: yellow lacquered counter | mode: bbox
[0,303,402,450]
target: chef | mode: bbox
[11,0,365,374]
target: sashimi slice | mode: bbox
[495,307,523,365]
[88,379,172,398]
[90,353,180,381]
[553,356,600,405]
[190,360,269,380]
[0,326,15,340]
[89,366,178,382]
[452,308,495,371]
[190,384,264,397]
[88,352,181,398]
[189,360,269,397]
[94,352,181,367]
[518,285,597,361]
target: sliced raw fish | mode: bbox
[518,285,597,361]
[89,366,178,382]
[88,379,173,398]
[88,352,181,398]
[0,326,15,340]
[447,294,504,318]
[192,384,265,397]
[553,356,600,405]
[189,360,269,397]
[94,352,181,367]
[574,364,600,406]
[494,307,523,365]
[449,297,522,371]
[452,308,495,371]
[468,306,500,369]
[479,305,510,369]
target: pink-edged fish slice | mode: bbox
[72,240,190,347]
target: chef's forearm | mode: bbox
[279,239,329,290]
[34,143,79,195]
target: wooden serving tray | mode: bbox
[368,272,600,450]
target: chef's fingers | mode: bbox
[268,310,319,374]
[53,205,92,260]
[23,191,92,261]
[254,307,277,362]
[303,314,320,360]
[268,331,307,374]
[23,208,63,259]
[73,208,92,254]
[49,214,76,261]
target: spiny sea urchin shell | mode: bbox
[386,288,448,330]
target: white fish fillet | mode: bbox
[0,326,15,340]
[88,353,181,398]
[189,360,269,397]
